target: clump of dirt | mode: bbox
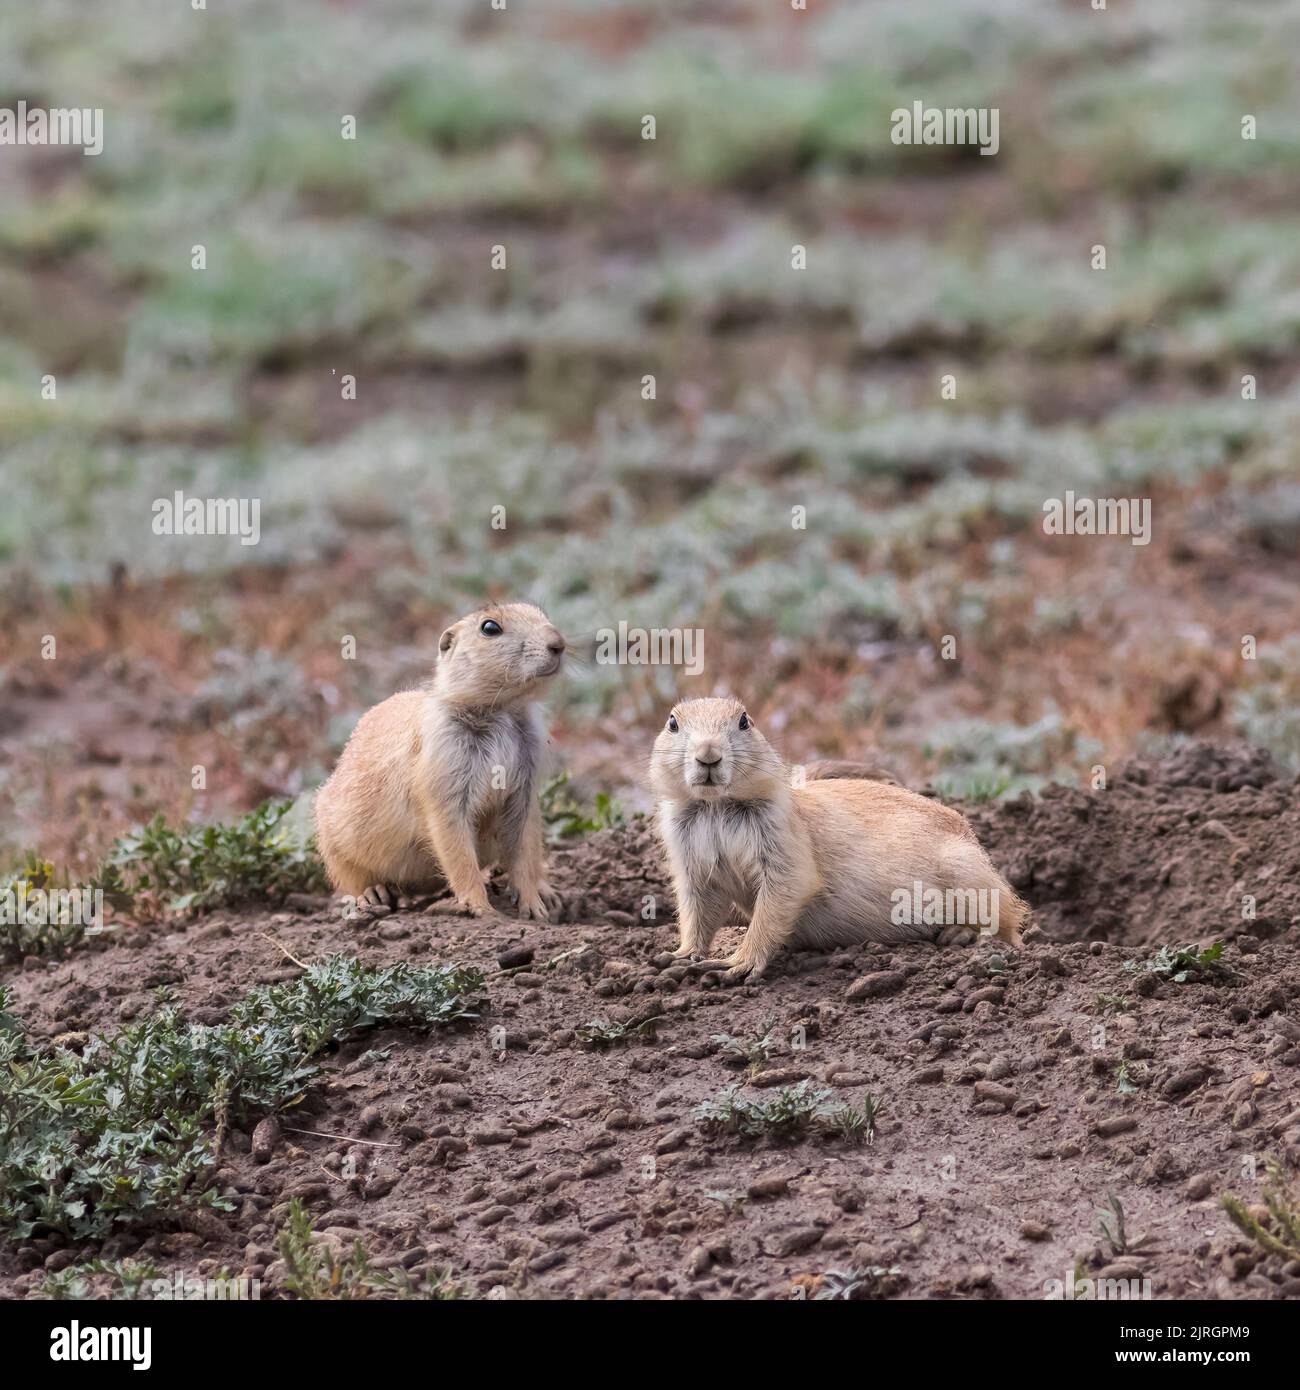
[1,743,1297,1301]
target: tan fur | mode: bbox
[805,758,901,786]
[650,697,1025,983]
[314,602,565,920]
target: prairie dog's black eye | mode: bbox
[738,712,750,730]
[480,619,503,636]
[667,715,679,733]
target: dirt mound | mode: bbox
[968,742,1299,946]
[2,744,1298,1301]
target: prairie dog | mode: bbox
[314,603,565,920]
[650,697,1024,983]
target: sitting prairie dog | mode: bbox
[650,697,1025,984]
[314,602,566,920]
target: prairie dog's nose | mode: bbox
[693,740,723,767]
[544,627,566,654]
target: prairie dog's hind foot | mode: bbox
[354,884,395,919]
[935,923,978,949]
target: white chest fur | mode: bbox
[661,799,770,906]
[423,702,541,814]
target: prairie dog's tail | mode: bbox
[995,887,1028,947]
[942,836,1026,947]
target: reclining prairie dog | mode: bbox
[314,602,565,920]
[650,696,1024,984]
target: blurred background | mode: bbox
[2,0,1299,875]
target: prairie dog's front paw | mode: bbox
[671,924,715,959]
[672,943,715,963]
[511,882,559,921]
[698,952,768,985]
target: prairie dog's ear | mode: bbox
[438,625,457,655]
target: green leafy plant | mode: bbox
[35,1258,165,1301]
[576,1015,662,1048]
[1095,992,1130,1016]
[813,1264,902,1300]
[230,955,483,1045]
[695,1080,877,1144]
[277,1198,462,1300]
[1123,940,1227,983]
[712,1018,778,1075]
[1098,1192,1150,1257]
[0,959,482,1241]
[540,773,625,841]
[1,854,99,962]
[944,772,1013,802]
[830,1093,884,1146]
[96,800,328,914]
[1114,1059,1145,1095]
[1221,1161,1300,1263]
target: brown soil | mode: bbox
[968,741,1300,947]
[3,743,1298,1301]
